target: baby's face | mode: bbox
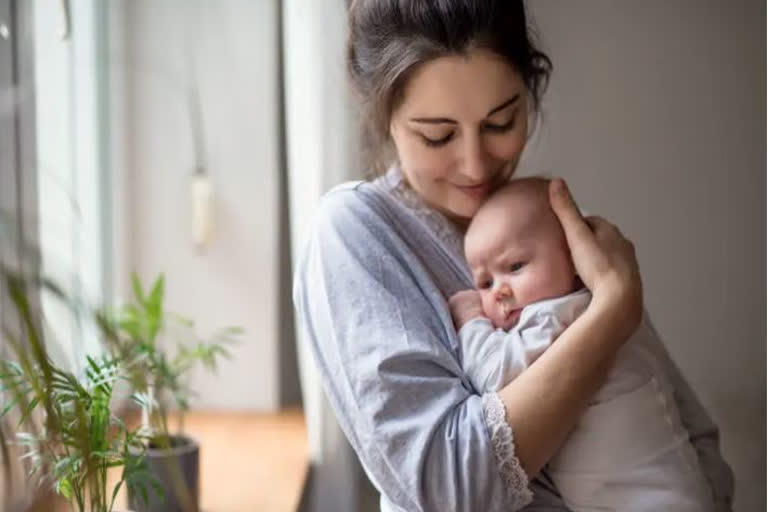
[465,181,576,330]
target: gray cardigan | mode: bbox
[292,168,734,511]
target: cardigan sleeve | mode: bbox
[293,187,533,511]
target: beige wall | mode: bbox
[522,2,765,510]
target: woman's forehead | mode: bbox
[395,49,526,121]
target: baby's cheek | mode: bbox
[523,267,571,303]
[480,293,497,318]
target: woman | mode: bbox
[293,1,733,510]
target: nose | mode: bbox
[493,281,513,302]
[460,131,491,183]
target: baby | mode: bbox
[449,178,713,511]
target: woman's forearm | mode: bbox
[497,300,630,476]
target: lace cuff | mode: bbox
[482,392,534,510]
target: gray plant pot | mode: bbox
[128,434,200,512]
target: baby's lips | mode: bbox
[498,301,512,316]
[497,307,523,330]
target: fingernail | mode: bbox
[553,178,566,195]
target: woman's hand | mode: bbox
[448,290,485,329]
[549,178,643,339]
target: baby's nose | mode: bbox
[494,282,513,301]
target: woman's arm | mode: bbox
[498,300,629,476]
[499,179,644,477]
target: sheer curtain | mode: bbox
[283,0,372,510]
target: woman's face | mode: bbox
[389,48,529,225]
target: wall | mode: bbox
[522,2,765,510]
[110,0,281,410]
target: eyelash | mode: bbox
[476,262,525,289]
[421,116,517,148]
[485,117,517,133]
[423,133,454,148]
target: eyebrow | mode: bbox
[409,94,520,124]
[495,248,523,264]
[473,247,524,274]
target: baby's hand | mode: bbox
[448,290,485,329]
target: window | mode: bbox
[0,0,111,375]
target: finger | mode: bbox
[585,216,620,240]
[584,215,606,230]
[584,215,614,231]
[549,179,598,251]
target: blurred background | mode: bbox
[0,1,764,511]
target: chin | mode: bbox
[450,198,484,219]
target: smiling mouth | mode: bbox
[455,183,490,197]
[454,171,511,196]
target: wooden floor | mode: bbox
[38,409,310,512]
[183,409,309,512]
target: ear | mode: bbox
[389,118,398,139]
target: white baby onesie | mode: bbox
[458,288,714,512]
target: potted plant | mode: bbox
[97,273,240,512]
[0,269,157,512]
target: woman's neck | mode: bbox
[399,172,471,234]
[444,212,471,234]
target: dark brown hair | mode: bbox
[347,0,552,175]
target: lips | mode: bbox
[497,301,522,328]
[499,306,522,329]
[455,182,490,198]
[505,307,522,324]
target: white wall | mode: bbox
[522,2,765,510]
[110,0,281,410]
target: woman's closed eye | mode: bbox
[421,132,454,147]
[483,116,516,133]
[421,114,517,147]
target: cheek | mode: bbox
[519,261,574,302]
[486,110,529,163]
[486,129,527,163]
[396,137,453,180]
[514,273,541,303]
[480,292,495,314]
[514,265,559,304]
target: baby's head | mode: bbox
[465,178,578,330]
